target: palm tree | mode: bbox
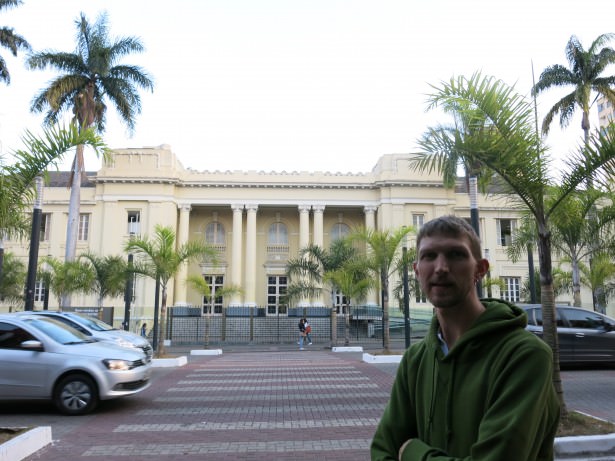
[39,256,96,309]
[27,11,154,278]
[411,72,615,414]
[187,275,241,347]
[79,252,128,309]
[580,253,615,312]
[349,226,413,352]
[285,239,359,346]
[323,259,374,346]
[508,189,615,307]
[0,251,25,310]
[0,0,30,85]
[125,225,217,357]
[0,124,105,297]
[532,33,615,146]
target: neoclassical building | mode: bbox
[3,145,604,323]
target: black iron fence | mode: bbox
[163,305,432,347]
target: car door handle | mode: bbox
[575,333,585,338]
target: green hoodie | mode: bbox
[371,299,560,461]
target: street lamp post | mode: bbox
[123,254,134,331]
[469,176,483,297]
[24,176,44,311]
[403,245,411,349]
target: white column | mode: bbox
[298,205,311,307]
[174,204,191,306]
[312,205,325,307]
[230,204,244,306]
[245,204,258,307]
[364,206,378,306]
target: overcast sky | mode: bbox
[0,0,614,173]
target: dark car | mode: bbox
[520,304,615,364]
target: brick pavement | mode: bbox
[18,350,395,461]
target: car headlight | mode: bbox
[103,359,134,371]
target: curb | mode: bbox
[190,349,223,356]
[362,352,403,363]
[151,356,188,367]
[0,426,52,461]
[554,433,615,459]
[332,346,363,352]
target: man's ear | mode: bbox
[476,258,489,279]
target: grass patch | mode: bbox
[0,427,29,444]
[557,411,615,437]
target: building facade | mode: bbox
[3,146,604,324]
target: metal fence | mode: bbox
[163,305,432,348]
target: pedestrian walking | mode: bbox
[303,318,313,345]
[141,322,147,337]
[298,318,306,350]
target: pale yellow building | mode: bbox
[3,146,605,325]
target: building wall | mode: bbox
[3,146,606,323]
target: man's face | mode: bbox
[413,233,486,309]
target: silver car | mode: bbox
[520,304,615,364]
[18,311,153,362]
[0,313,151,415]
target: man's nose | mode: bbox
[434,254,449,272]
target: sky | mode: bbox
[0,0,614,174]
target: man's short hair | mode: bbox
[416,215,482,260]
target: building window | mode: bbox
[202,275,224,315]
[412,214,424,230]
[330,223,350,242]
[497,219,516,246]
[127,211,140,235]
[267,275,287,315]
[268,222,288,245]
[40,213,51,241]
[33,280,46,303]
[414,279,427,303]
[501,277,521,302]
[333,290,349,314]
[78,213,90,241]
[205,222,225,245]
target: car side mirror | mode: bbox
[21,340,44,351]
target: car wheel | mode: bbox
[53,374,99,415]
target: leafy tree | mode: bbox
[349,226,413,352]
[27,11,154,280]
[580,253,615,311]
[323,258,374,346]
[411,72,615,414]
[521,267,571,304]
[0,125,105,295]
[285,239,359,346]
[0,251,25,310]
[39,256,96,309]
[79,252,128,309]
[532,33,615,146]
[0,0,30,85]
[125,225,217,357]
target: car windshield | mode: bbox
[25,317,93,344]
[66,313,115,332]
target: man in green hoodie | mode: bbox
[371,215,560,461]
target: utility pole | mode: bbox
[24,176,44,310]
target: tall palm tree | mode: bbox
[79,252,128,309]
[323,259,374,346]
[27,12,154,277]
[0,124,105,298]
[349,226,413,352]
[412,71,615,414]
[0,0,30,85]
[532,34,615,146]
[285,239,359,346]
[125,225,217,357]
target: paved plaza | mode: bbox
[12,349,393,461]
[3,348,614,461]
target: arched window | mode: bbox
[330,222,350,242]
[268,222,288,245]
[205,222,225,245]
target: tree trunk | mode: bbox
[571,258,581,307]
[382,271,390,352]
[537,229,567,416]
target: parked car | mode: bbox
[17,311,152,362]
[519,304,615,364]
[0,313,151,415]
